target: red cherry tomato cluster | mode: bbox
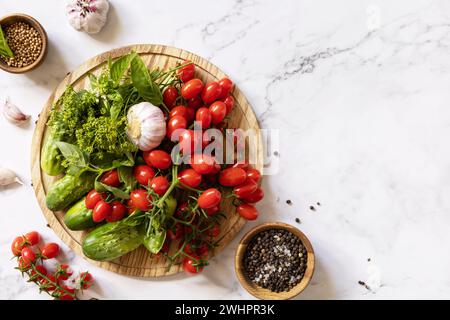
[11,231,94,300]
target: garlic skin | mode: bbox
[3,98,31,125]
[0,167,23,187]
[66,0,110,34]
[126,102,166,151]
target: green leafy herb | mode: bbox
[131,55,163,105]
[0,26,13,58]
[54,141,88,168]
[117,166,136,189]
[143,229,166,254]
[110,52,137,85]
[94,180,130,200]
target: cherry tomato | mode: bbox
[169,105,188,119]
[18,257,31,270]
[56,264,73,281]
[93,200,112,222]
[168,223,184,240]
[41,243,60,259]
[130,189,152,211]
[196,244,209,257]
[155,238,171,257]
[85,189,106,210]
[163,86,178,109]
[177,61,195,82]
[206,205,220,216]
[198,188,221,209]
[126,199,137,215]
[150,176,170,196]
[100,169,120,187]
[223,95,235,115]
[167,115,187,138]
[175,202,189,219]
[196,107,212,128]
[11,236,26,256]
[181,78,204,99]
[218,167,247,187]
[80,272,94,289]
[237,203,259,220]
[185,106,196,123]
[178,129,195,154]
[133,165,155,186]
[191,154,216,175]
[144,150,172,170]
[30,265,47,281]
[188,95,202,109]
[24,231,40,246]
[183,256,204,274]
[56,285,75,300]
[107,201,127,222]
[218,77,233,99]
[207,224,220,238]
[234,179,258,199]
[201,81,222,104]
[209,101,227,125]
[21,247,36,264]
[40,274,57,292]
[229,160,249,170]
[178,168,202,188]
[241,187,264,203]
[246,168,261,183]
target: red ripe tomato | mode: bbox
[163,86,178,109]
[223,95,235,115]
[183,256,204,274]
[188,95,202,109]
[206,205,220,216]
[246,168,261,183]
[25,231,40,246]
[80,272,94,289]
[133,165,155,186]
[21,247,36,264]
[218,167,247,187]
[126,199,137,215]
[167,115,187,138]
[177,61,195,82]
[237,203,259,220]
[41,243,60,259]
[175,202,189,219]
[178,168,202,188]
[100,169,120,187]
[207,224,220,238]
[40,274,57,292]
[56,264,73,281]
[201,81,222,104]
[150,176,170,196]
[56,285,75,300]
[241,187,264,203]
[229,160,249,170]
[198,188,221,209]
[168,223,184,240]
[178,129,195,154]
[144,150,172,170]
[196,244,209,257]
[18,257,31,270]
[234,179,258,199]
[191,154,216,174]
[210,163,221,174]
[218,77,233,99]
[185,106,196,123]
[195,107,212,128]
[11,236,26,256]
[209,101,227,125]
[85,189,106,210]
[169,105,188,119]
[130,189,152,211]
[93,200,112,222]
[30,265,47,281]
[107,201,127,222]
[181,78,204,99]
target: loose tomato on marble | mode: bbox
[183,256,204,274]
[25,231,40,246]
[218,167,247,187]
[85,190,106,210]
[236,203,259,220]
[198,188,221,209]
[177,61,195,82]
[107,201,127,222]
[130,189,152,211]
[195,107,212,128]
[218,77,233,99]
[144,150,172,170]
[234,179,258,199]
[133,165,155,186]
[150,176,170,196]
[41,243,60,259]
[201,81,222,104]
[181,78,204,99]
[163,86,179,109]
[209,101,227,125]
[93,200,112,222]
[178,168,202,188]
[11,236,27,256]
[100,169,120,187]
[241,187,264,203]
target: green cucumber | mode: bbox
[41,134,64,176]
[82,221,143,261]
[46,172,95,211]
[64,197,98,231]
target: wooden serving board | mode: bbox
[31,44,263,277]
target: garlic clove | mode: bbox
[0,167,23,187]
[3,98,31,125]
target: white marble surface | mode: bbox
[1,0,450,299]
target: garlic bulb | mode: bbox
[126,102,166,151]
[0,167,23,187]
[3,98,31,125]
[66,0,110,34]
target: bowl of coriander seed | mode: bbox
[0,13,48,74]
[235,222,315,300]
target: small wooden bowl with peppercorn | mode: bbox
[235,222,315,300]
[0,13,48,74]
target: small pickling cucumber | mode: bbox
[82,222,143,261]
[41,134,64,176]
[46,172,95,211]
[64,197,99,231]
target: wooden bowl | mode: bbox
[235,222,315,300]
[0,13,48,74]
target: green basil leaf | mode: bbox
[117,166,136,189]
[143,229,166,254]
[110,52,137,84]
[0,26,13,58]
[95,181,130,200]
[54,141,87,167]
[131,55,163,105]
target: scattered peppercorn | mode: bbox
[286,199,292,205]
[358,280,370,290]
[295,218,301,224]
[317,202,321,206]
[0,22,42,68]
[309,205,315,211]
[243,228,307,293]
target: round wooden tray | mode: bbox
[30,44,263,277]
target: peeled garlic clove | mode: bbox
[3,98,31,125]
[0,167,23,186]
